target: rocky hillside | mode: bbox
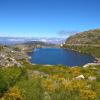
[0,45,28,67]
[0,41,56,67]
[65,29,100,44]
[62,29,100,59]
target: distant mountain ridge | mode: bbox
[23,41,55,46]
[65,29,100,45]
[0,37,65,45]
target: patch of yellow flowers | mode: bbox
[1,86,23,100]
[80,89,96,99]
[42,79,56,92]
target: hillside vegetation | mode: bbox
[0,62,100,100]
[0,30,100,100]
[62,29,100,58]
[65,29,100,44]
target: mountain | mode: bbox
[22,41,56,50]
[23,41,55,46]
[0,37,29,45]
[62,29,100,59]
[65,29,100,44]
[0,37,65,45]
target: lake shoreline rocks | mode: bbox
[1,44,99,68]
[83,62,100,68]
[14,45,100,68]
[62,46,100,67]
[29,48,94,67]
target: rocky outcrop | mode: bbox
[83,63,100,68]
[0,45,28,67]
[74,75,85,80]
[88,76,96,81]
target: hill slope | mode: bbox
[62,29,100,59]
[0,45,28,67]
[65,29,100,44]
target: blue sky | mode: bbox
[0,0,100,38]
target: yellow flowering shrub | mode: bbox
[80,89,96,99]
[62,79,88,91]
[1,86,23,100]
[42,79,56,92]
[50,74,65,81]
[68,67,81,76]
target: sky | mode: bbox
[0,0,100,38]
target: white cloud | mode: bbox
[57,30,78,36]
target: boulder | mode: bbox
[88,76,96,81]
[74,75,85,80]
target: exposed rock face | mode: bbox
[0,45,28,67]
[83,63,100,68]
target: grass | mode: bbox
[0,62,100,100]
[62,44,100,58]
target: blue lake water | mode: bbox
[28,48,95,66]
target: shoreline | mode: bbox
[62,47,100,63]
[25,47,100,67]
[62,47,100,67]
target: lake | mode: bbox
[28,48,95,66]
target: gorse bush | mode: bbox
[0,67,22,97]
[0,70,8,95]
[1,86,23,100]
[0,64,100,100]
